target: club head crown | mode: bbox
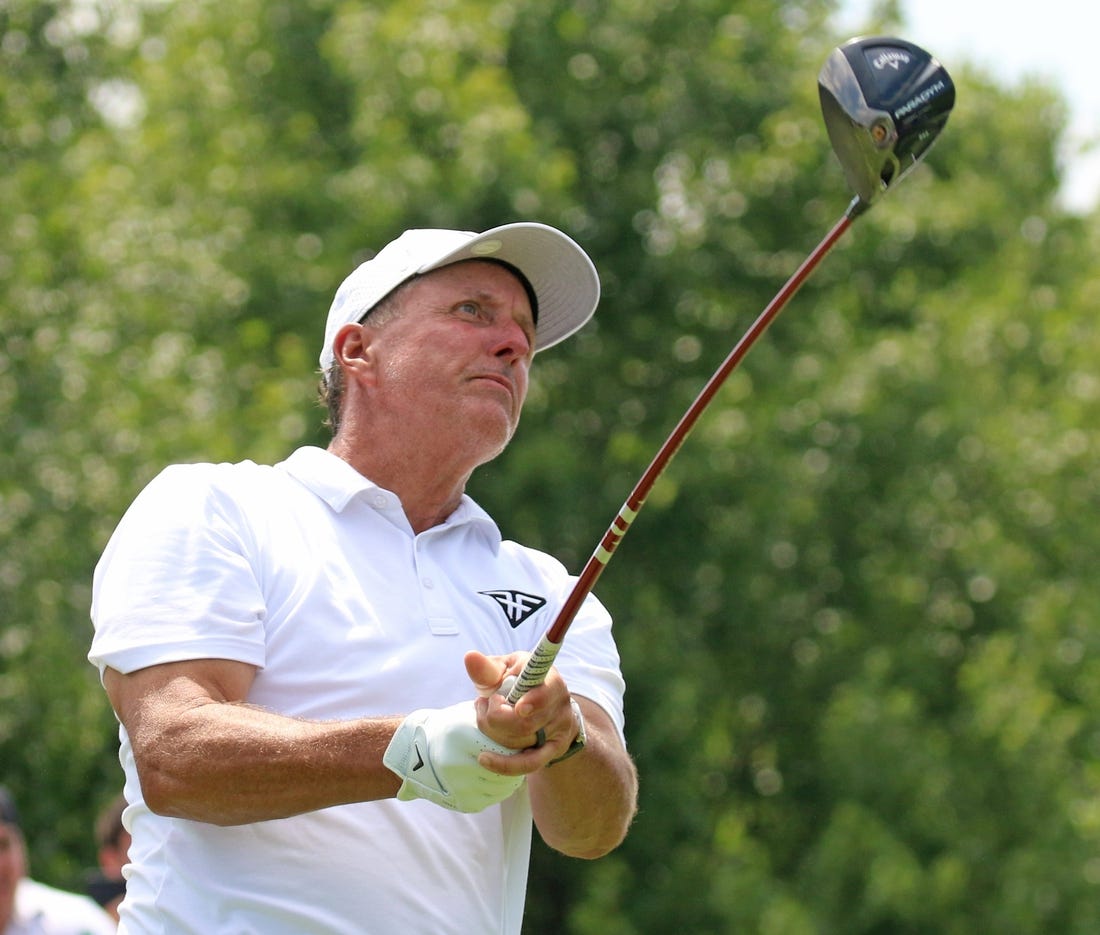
[819,36,955,209]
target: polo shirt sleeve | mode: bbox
[89,462,268,677]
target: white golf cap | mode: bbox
[319,222,600,374]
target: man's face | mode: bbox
[360,259,537,461]
[0,823,27,926]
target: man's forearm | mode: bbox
[107,661,404,825]
[132,699,405,825]
[528,700,638,859]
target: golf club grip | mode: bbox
[504,633,562,704]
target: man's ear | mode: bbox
[333,322,374,381]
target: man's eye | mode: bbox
[458,302,484,318]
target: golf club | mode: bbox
[504,36,955,706]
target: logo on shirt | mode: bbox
[478,590,547,628]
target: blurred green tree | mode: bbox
[2,1,1099,931]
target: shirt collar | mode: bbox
[277,446,501,543]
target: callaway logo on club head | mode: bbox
[872,49,910,71]
[479,589,547,628]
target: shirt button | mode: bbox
[422,577,434,589]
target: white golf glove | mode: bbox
[383,700,525,812]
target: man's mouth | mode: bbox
[472,373,513,394]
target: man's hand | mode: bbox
[383,701,524,812]
[465,650,637,859]
[464,651,584,774]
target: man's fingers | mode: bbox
[478,747,544,777]
[463,650,509,696]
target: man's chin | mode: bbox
[472,419,519,464]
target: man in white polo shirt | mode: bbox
[89,222,637,934]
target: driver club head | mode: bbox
[819,36,955,210]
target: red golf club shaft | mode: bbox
[505,208,856,704]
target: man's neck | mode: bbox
[327,436,474,534]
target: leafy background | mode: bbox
[3,0,1100,931]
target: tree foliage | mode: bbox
[3,0,1100,930]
